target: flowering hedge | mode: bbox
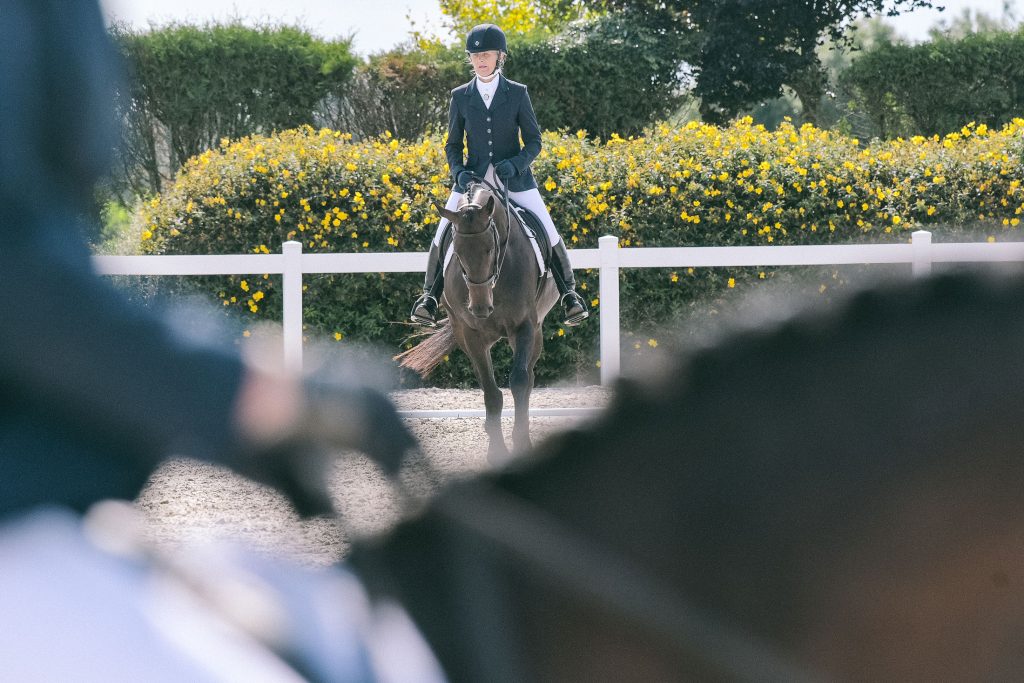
[141,118,1024,386]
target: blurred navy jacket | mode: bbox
[0,0,244,517]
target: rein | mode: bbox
[435,484,822,683]
[455,179,514,290]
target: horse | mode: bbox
[397,181,559,463]
[356,269,1024,682]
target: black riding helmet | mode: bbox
[465,24,507,54]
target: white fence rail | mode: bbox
[94,230,1024,385]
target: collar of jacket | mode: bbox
[466,74,511,112]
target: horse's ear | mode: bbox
[485,195,495,215]
[433,200,459,224]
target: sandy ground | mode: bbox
[136,386,611,567]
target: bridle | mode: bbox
[453,181,511,291]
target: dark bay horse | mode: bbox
[398,182,558,462]
[360,270,1024,681]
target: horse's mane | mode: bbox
[368,269,1024,680]
[492,269,1024,660]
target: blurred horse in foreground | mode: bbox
[356,270,1024,682]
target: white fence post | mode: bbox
[282,240,303,373]
[912,230,933,277]
[599,235,621,385]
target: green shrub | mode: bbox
[320,44,466,141]
[140,118,1024,386]
[841,28,1024,138]
[328,12,692,143]
[505,11,693,139]
[109,22,358,200]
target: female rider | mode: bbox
[410,23,588,328]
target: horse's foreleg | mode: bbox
[463,341,509,463]
[509,323,541,453]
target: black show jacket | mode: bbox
[445,75,542,193]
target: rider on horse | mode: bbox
[410,23,589,329]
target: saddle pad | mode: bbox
[510,204,549,275]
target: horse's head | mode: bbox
[435,184,502,319]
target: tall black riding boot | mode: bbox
[550,240,589,326]
[410,239,445,327]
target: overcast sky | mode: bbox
[101,0,1020,56]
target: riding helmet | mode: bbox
[466,24,507,54]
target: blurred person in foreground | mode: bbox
[0,1,438,680]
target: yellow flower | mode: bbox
[727,278,735,288]
[647,339,658,348]
[334,332,344,341]
[240,280,250,292]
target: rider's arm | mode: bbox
[510,86,542,176]
[0,205,246,467]
[444,93,467,184]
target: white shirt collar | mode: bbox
[476,73,500,107]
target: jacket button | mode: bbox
[487,117,491,122]
[488,152,493,157]
[488,140,492,145]
[487,129,491,133]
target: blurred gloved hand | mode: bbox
[456,171,475,192]
[228,369,417,518]
[493,160,516,178]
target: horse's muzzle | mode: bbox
[469,303,494,319]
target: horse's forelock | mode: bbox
[455,185,494,233]
[461,183,492,210]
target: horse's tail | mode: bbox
[394,320,456,378]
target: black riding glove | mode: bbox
[456,171,475,192]
[494,160,516,178]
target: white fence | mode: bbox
[94,230,1024,386]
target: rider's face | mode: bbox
[469,50,500,79]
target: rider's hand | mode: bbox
[494,160,516,178]
[456,170,475,192]
[229,366,416,518]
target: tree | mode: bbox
[435,0,601,37]
[605,0,936,125]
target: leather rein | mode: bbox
[454,179,514,290]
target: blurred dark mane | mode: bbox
[358,270,1024,681]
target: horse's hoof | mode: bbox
[512,438,533,454]
[487,444,512,466]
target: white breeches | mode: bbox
[432,165,561,247]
